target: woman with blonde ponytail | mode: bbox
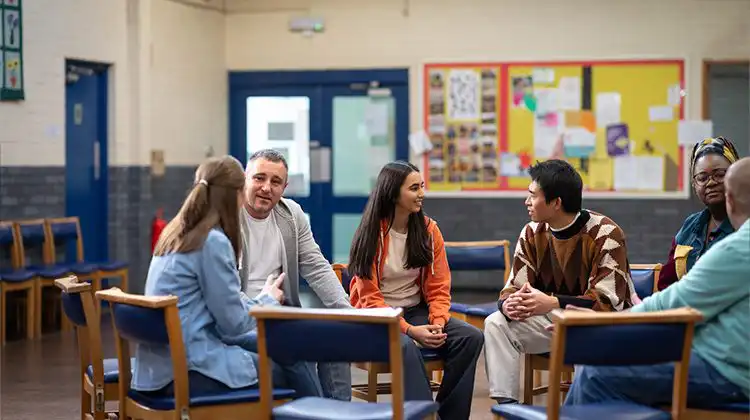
[135,155,323,398]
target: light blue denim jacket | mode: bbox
[132,228,278,391]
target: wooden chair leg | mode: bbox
[81,386,91,420]
[367,370,378,402]
[35,281,43,338]
[25,286,34,340]
[522,355,534,404]
[1,288,6,346]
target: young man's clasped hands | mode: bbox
[407,324,447,348]
[502,282,560,321]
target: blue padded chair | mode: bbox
[55,275,123,420]
[0,220,37,344]
[630,263,662,300]
[444,240,510,327]
[252,305,440,420]
[16,218,71,336]
[522,263,663,405]
[494,307,703,420]
[46,217,129,294]
[95,287,296,420]
[332,263,444,402]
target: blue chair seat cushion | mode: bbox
[65,263,99,275]
[272,397,439,420]
[28,265,70,279]
[690,400,750,412]
[85,357,133,384]
[450,302,471,313]
[491,402,671,420]
[98,261,128,271]
[466,302,498,317]
[129,386,295,410]
[0,269,36,282]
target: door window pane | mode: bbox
[333,213,363,264]
[246,97,310,197]
[332,96,396,196]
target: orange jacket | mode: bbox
[349,217,452,334]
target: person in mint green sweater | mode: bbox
[564,156,750,408]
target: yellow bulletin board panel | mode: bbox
[422,60,687,197]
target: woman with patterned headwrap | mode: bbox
[657,136,741,291]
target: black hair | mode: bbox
[248,149,289,171]
[348,161,432,280]
[528,159,583,214]
[690,136,740,175]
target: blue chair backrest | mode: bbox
[110,303,170,346]
[0,224,13,247]
[48,219,81,264]
[0,223,15,270]
[445,243,507,271]
[263,313,393,365]
[563,322,687,367]
[61,292,88,326]
[17,221,47,267]
[631,267,657,299]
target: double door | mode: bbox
[229,69,409,264]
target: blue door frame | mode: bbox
[64,59,109,263]
[228,69,410,262]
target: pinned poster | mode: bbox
[667,84,683,106]
[365,101,390,137]
[409,130,433,155]
[500,152,525,177]
[595,92,621,128]
[677,120,713,145]
[649,105,674,122]
[532,68,555,84]
[606,123,630,157]
[562,128,596,158]
[558,77,582,110]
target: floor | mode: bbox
[0,292,545,420]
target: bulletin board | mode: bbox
[422,60,687,197]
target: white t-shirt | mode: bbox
[381,230,422,308]
[244,212,283,299]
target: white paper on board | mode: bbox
[408,130,433,155]
[534,118,559,159]
[534,88,559,115]
[649,106,674,122]
[667,84,682,107]
[532,68,555,84]
[613,155,664,191]
[677,120,713,145]
[595,93,621,128]
[558,77,582,110]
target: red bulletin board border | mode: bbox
[422,59,686,195]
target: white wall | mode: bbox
[0,0,130,166]
[225,0,750,131]
[150,0,227,165]
[0,0,226,167]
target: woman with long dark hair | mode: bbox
[134,155,323,397]
[658,136,741,290]
[348,161,484,420]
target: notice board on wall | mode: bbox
[422,59,687,198]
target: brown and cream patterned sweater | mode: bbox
[499,210,634,312]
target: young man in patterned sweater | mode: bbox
[483,159,636,404]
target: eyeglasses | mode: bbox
[693,169,727,185]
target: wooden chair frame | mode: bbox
[15,218,69,335]
[252,305,436,420]
[44,217,113,294]
[97,287,269,420]
[506,308,701,420]
[332,263,444,402]
[523,263,664,404]
[55,275,119,420]
[0,221,36,344]
[444,240,510,328]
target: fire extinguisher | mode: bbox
[151,208,167,253]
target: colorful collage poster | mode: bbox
[426,67,500,190]
[0,0,23,101]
